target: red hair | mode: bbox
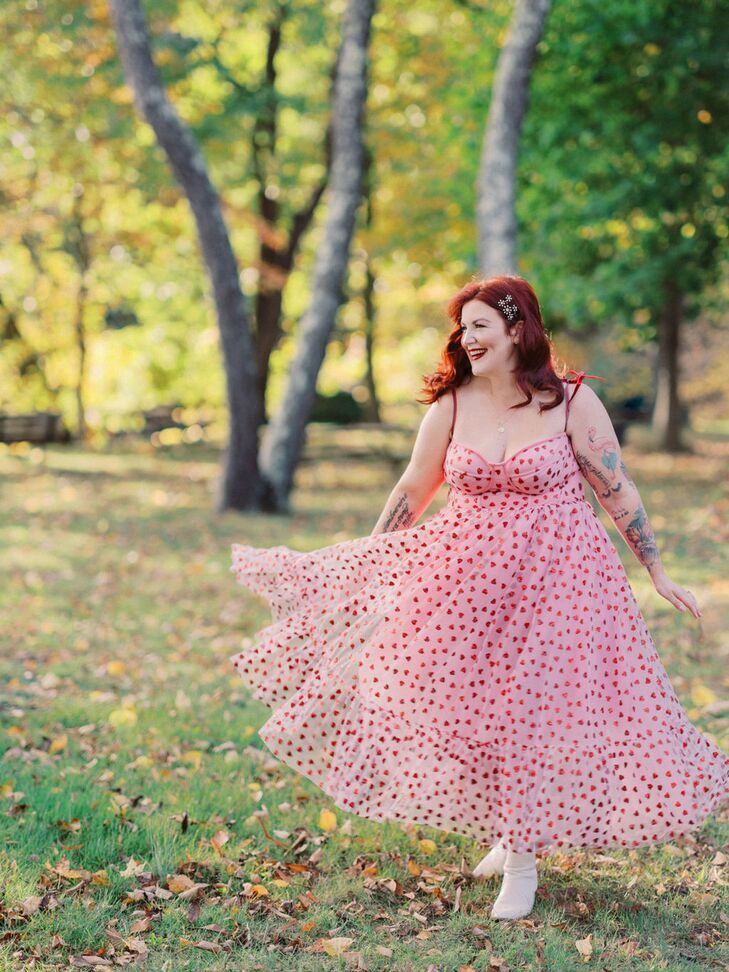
[418,274,599,413]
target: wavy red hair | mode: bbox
[418,275,587,413]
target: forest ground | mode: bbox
[1,427,727,971]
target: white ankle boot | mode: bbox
[472,837,507,878]
[490,849,538,920]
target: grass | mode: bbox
[1,431,727,970]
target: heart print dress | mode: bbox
[229,372,729,855]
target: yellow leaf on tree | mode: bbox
[319,809,338,832]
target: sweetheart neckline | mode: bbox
[448,431,570,467]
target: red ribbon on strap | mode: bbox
[563,369,607,388]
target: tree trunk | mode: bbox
[259,0,377,512]
[74,271,88,443]
[68,198,90,443]
[361,255,381,423]
[220,2,332,425]
[477,0,552,276]
[109,0,263,512]
[652,279,686,452]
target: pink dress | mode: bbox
[229,372,729,855]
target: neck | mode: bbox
[468,369,525,405]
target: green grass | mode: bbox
[1,434,727,970]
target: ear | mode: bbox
[511,319,524,342]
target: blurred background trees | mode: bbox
[1,0,727,506]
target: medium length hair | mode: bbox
[419,275,573,413]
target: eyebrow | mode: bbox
[460,317,491,325]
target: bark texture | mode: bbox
[110,0,263,511]
[259,0,377,512]
[652,279,686,451]
[477,0,552,276]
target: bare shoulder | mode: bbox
[424,390,455,437]
[565,380,623,475]
[565,382,608,431]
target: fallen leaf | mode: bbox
[49,734,68,755]
[108,707,137,728]
[167,874,195,894]
[575,933,593,962]
[319,809,337,832]
[321,936,355,956]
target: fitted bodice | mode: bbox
[444,430,587,512]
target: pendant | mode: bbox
[497,423,505,433]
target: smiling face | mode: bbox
[459,298,522,374]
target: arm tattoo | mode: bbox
[380,492,416,532]
[611,505,632,522]
[619,459,636,488]
[624,504,660,568]
[587,425,620,482]
[575,438,662,569]
[574,450,623,500]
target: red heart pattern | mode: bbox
[229,430,729,855]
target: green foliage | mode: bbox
[519,0,729,337]
[1,0,726,431]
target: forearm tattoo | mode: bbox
[380,492,416,533]
[623,503,660,569]
[576,435,660,569]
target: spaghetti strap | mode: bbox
[449,387,457,441]
[563,369,607,430]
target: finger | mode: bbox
[678,593,701,618]
[684,590,702,618]
[660,590,686,612]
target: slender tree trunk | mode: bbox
[74,271,88,442]
[259,0,377,512]
[109,0,263,512]
[360,144,380,423]
[216,3,331,425]
[361,255,381,423]
[477,0,552,276]
[66,196,91,443]
[652,279,686,452]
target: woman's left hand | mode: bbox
[651,571,702,618]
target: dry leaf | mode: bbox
[167,874,195,894]
[49,734,68,755]
[319,809,338,832]
[321,936,355,956]
[575,933,593,962]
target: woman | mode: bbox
[230,275,729,921]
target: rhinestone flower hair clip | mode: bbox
[496,293,519,321]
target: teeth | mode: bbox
[470,350,486,358]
